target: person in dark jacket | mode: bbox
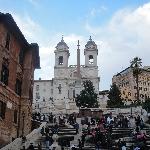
[28,143,35,150]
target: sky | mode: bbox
[0,0,150,90]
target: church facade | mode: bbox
[33,37,100,114]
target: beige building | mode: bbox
[112,66,150,105]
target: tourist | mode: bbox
[40,126,45,136]
[95,140,101,150]
[27,143,35,150]
[134,146,140,150]
[71,144,77,150]
[37,142,42,150]
[45,134,53,150]
[121,145,127,150]
[81,133,86,147]
[74,122,79,134]
[140,118,144,130]
[52,123,59,134]
[78,139,82,150]
[117,139,122,149]
[129,116,136,128]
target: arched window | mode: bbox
[89,55,94,64]
[58,56,63,65]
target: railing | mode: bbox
[0,122,47,150]
[24,122,46,149]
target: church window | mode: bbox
[0,101,6,119]
[36,85,39,91]
[1,63,9,85]
[51,89,53,94]
[73,90,75,98]
[89,55,94,64]
[58,84,62,94]
[5,32,10,50]
[68,90,69,98]
[36,92,40,99]
[58,56,63,65]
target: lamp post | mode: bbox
[22,111,25,137]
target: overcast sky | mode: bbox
[0,0,150,90]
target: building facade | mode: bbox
[98,90,109,108]
[112,66,150,105]
[0,13,40,145]
[33,37,100,114]
[33,79,53,114]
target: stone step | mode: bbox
[58,132,77,135]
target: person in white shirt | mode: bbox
[122,145,127,150]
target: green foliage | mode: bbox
[107,83,124,108]
[130,57,142,104]
[142,98,150,113]
[75,80,99,108]
[130,57,142,76]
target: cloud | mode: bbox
[12,13,42,43]
[27,0,39,7]
[85,2,150,90]
[90,6,107,17]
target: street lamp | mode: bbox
[22,111,25,137]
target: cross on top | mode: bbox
[89,36,92,41]
[61,35,64,42]
[77,40,80,49]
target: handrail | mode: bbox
[0,122,46,150]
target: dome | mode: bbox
[85,36,97,49]
[55,36,69,50]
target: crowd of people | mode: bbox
[27,112,149,150]
[77,113,149,150]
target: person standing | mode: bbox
[45,134,50,150]
[78,139,82,150]
[74,122,79,134]
[27,143,35,150]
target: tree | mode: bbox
[107,83,124,108]
[75,80,99,108]
[130,57,142,105]
[142,98,150,113]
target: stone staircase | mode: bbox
[23,121,150,150]
[111,127,150,149]
[78,127,150,150]
[32,124,77,150]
